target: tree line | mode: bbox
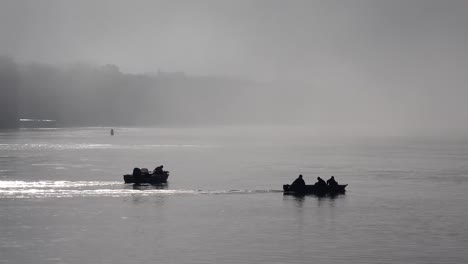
[0,56,267,128]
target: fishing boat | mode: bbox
[123,167,169,184]
[283,184,347,195]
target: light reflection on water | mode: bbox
[0,180,283,198]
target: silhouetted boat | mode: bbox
[123,168,169,184]
[283,184,347,195]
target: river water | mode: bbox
[1,127,467,263]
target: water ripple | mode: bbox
[0,143,214,151]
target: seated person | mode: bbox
[291,174,306,188]
[314,177,327,187]
[326,176,338,186]
[133,167,142,179]
[153,165,164,174]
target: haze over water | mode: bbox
[1,127,467,263]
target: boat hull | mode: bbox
[123,172,169,184]
[283,184,347,195]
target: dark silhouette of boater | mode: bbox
[326,176,338,186]
[133,167,142,180]
[153,165,164,174]
[291,174,306,189]
[314,177,327,188]
[110,128,114,136]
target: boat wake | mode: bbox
[0,180,282,199]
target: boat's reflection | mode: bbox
[128,183,169,190]
[283,192,346,208]
[122,183,169,205]
[284,192,346,199]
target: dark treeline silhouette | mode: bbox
[0,56,20,128]
[1,57,311,128]
[8,61,263,127]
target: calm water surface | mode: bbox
[1,127,467,263]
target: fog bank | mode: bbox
[1,1,468,136]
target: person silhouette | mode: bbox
[291,174,306,188]
[154,165,164,174]
[315,177,327,187]
[326,176,338,186]
[133,167,142,180]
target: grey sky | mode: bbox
[1,0,468,135]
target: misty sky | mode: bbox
[1,0,466,78]
[1,0,468,135]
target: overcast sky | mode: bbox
[1,0,466,77]
[1,0,468,135]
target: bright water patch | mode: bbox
[0,180,122,188]
[0,180,281,199]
